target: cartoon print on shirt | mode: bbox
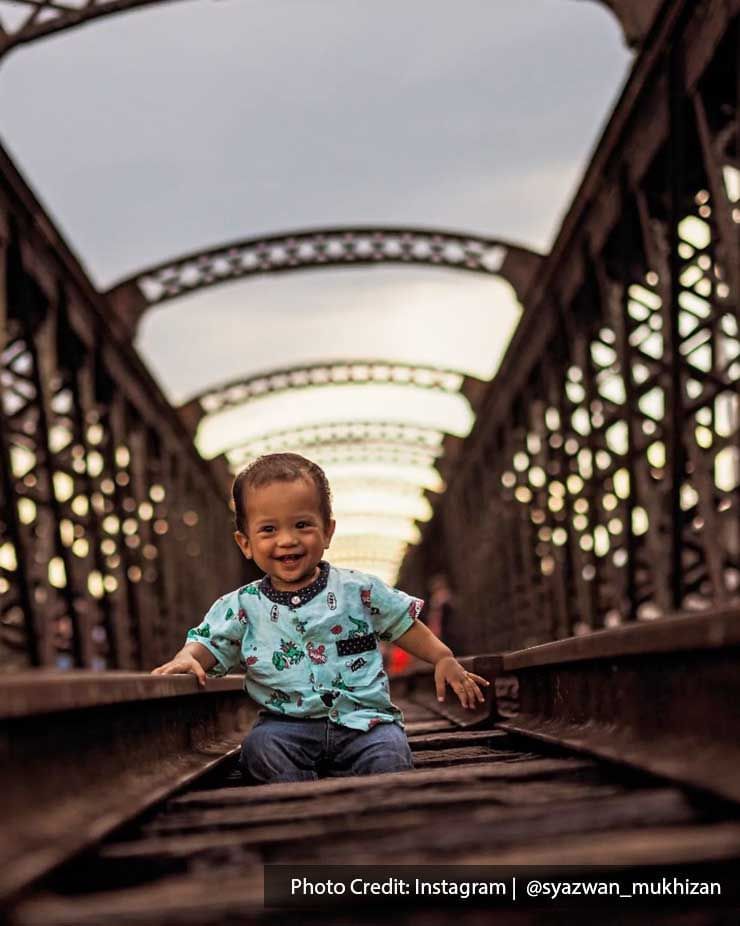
[361,588,379,615]
[267,690,291,712]
[307,641,328,664]
[331,672,355,691]
[270,604,279,622]
[272,638,305,670]
[184,565,421,731]
[348,616,370,637]
[346,656,368,672]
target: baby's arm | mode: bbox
[151,642,217,688]
[394,621,489,710]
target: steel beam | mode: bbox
[220,420,446,465]
[475,607,740,804]
[0,673,257,904]
[409,0,739,651]
[0,140,252,670]
[104,229,540,338]
[188,359,474,418]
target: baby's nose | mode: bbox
[276,530,298,545]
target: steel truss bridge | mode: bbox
[0,0,737,670]
[0,1,739,920]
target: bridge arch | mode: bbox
[213,420,449,469]
[180,358,486,430]
[105,227,542,337]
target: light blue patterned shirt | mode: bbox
[185,562,424,731]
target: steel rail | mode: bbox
[3,609,740,912]
[0,674,258,904]
[462,606,740,804]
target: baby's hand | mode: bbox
[434,656,490,710]
[151,653,207,688]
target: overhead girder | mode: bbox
[105,227,543,337]
[0,0,660,60]
[220,420,447,469]
[228,444,440,470]
[182,358,483,426]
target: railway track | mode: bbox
[3,609,740,924]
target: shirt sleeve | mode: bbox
[184,595,246,677]
[367,578,424,643]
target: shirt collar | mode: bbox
[259,560,330,607]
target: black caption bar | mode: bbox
[264,865,738,911]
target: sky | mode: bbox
[0,0,632,580]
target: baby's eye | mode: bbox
[296,521,313,529]
[259,525,275,533]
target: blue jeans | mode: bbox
[239,713,414,783]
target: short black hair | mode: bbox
[232,453,333,534]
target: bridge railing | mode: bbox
[0,147,252,671]
[400,1,739,654]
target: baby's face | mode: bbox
[234,477,335,591]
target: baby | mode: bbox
[152,452,488,783]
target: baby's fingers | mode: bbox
[467,678,486,704]
[456,674,488,709]
[449,676,474,710]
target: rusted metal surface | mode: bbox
[0,142,254,672]
[480,609,740,803]
[0,669,245,718]
[0,673,258,905]
[400,0,740,654]
[4,689,737,925]
[496,605,740,669]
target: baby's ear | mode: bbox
[233,530,252,559]
[324,518,337,547]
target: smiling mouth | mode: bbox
[277,554,303,565]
